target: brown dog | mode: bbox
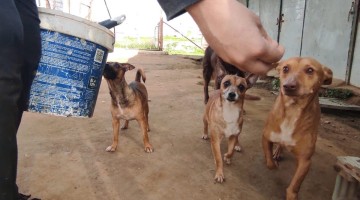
[203,74,258,183]
[103,62,153,153]
[262,57,333,199]
[202,46,246,104]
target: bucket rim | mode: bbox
[38,7,115,52]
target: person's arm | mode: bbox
[157,0,199,20]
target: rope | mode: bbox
[103,0,112,18]
[103,0,116,41]
[163,21,204,51]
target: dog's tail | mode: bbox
[135,68,146,83]
[245,94,261,100]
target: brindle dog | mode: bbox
[103,62,153,153]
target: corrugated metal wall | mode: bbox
[301,0,353,80]
[241,0,360,87]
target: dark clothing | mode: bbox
[157,0,200,20]
[0,0,41,199]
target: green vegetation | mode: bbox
[320,88,353,100]
[115,36,205,56]
[115,37,158,50]
[271,78,281,91]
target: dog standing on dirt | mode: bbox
[202,74,258,183]
[262,57,333,199]
[202,46,246,104]
[103,62,153,153]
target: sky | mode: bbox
[37,0,202,38]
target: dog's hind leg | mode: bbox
[106,118,120,152]
[262,135,278,169]
[224,135,237,164]
[144,103,150,132]
[234,136,242,152]
[137,117,153,153]
[202,116,209,140]
[121,120,129,130]
[273,145,283,161]
[203,59,213,104]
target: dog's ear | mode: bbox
[322,65,333,85]
[120,63,136,71]
[246,74,259,89]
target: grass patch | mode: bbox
[320,88,353,99]
[115,36,205,56]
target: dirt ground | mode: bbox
[17,51,360,200]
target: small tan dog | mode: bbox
[202,74,258,183]
[103,62,153,153]
[262,57,333,200]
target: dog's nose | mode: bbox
[227,92,236,101]
[283,83,297,91]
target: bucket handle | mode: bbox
[98,15,126,29]
[115,15,126,25]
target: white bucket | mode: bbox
[28,8,114,117]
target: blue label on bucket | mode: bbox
[28,29,109,117]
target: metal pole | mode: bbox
[158,17,163,51]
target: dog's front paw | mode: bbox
[105,145,117,152]
[202,134,209,140]
[214,172,225,183]
[144,144,153,153]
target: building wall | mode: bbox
[247,0,360,87]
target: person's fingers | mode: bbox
[241,58,277,75]
[258,25,285,63]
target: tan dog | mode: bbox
[203,74,258,183]
[103,62,153,153]
[262,57,333,199]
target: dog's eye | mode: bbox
[306,67,314,75]
[238,84,245,92]
[283,66,289,73]
[223,80,230,88]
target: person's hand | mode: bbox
[187,0,284,75]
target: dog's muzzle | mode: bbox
[103,67,117,80]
